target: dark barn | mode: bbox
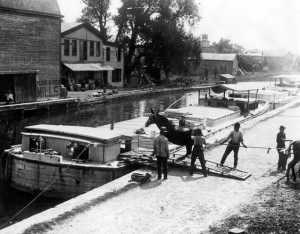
[0,0,61,104]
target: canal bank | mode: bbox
[1,97,299,234]
[0,86,199,117]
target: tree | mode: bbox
[143,19,201,80]
[237,55,255,72]
[212,38,244,54]
[78,0,111,40]
[114,0,201,80]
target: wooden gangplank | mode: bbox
[118,151,251,181]
[205,160,251,180]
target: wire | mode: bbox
[0,144,91,229]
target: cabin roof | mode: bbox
[217,84,259,92]
[25,125,121,143]
[219,74,235,79]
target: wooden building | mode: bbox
[188,53,239,77]
[201,53,239,75]
[0,0,62,104]
[61,23,124,90]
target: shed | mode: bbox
[219,74,236,84]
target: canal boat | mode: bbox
[165,84,269,130]
[1,124,136,199]
[269,74,300,97]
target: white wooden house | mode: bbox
[61,22,124,90]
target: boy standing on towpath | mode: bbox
[219,122,247,168]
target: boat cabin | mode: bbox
[21,124,121,164]
[198,84,260,112]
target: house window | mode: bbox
[106,47,110,61]
[83,41,87,60]
[96,42,101,57]
[117,48,121,62]
[90,41,94,57]
[64,39,70,56]
[112,69,122,82]
[72,40,77,56]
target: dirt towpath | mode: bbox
[40,103,300,234]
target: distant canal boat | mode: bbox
[1,125,136,199]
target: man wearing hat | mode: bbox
[153,126,170,180]
[276,125,288,170]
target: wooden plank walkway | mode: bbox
[119,150,251,181]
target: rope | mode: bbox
[165,93,192,110]
[0,144,90,230]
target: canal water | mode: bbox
[0,90,196,229]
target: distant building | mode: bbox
[188,53,238,78]
[201,53,238,75]
[61,22,124,90]
[0,0,62,103]
[243,50,263,63]
[200,34,216,53]
[263,50,287,71]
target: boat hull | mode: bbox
[3,152,136,199]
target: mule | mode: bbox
[286,140,300,182]
[145,109,193,160]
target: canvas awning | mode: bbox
[63,63,114,71]
[211,84,259,93]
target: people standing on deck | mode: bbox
[220,122,247,168]
[152,126,170,180]
[190,128,208,177]
[276,125,289,171]
[286,140,300,182]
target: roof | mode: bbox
[219,74,235,79]
[263,50,287,58]
[0,0,61,17]
[61,23,83,34]
[25,124,121,142]
[201,53,237,61]
[61,22,122,48]
[61,22,106,41]
[63,63,114,71]
[244,51,263,57]
[217,84,259,92]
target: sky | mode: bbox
[57,0,300,55]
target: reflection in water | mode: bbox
[0,90,193,229]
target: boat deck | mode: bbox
[96,116,184,151]
[164,105,241,127]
